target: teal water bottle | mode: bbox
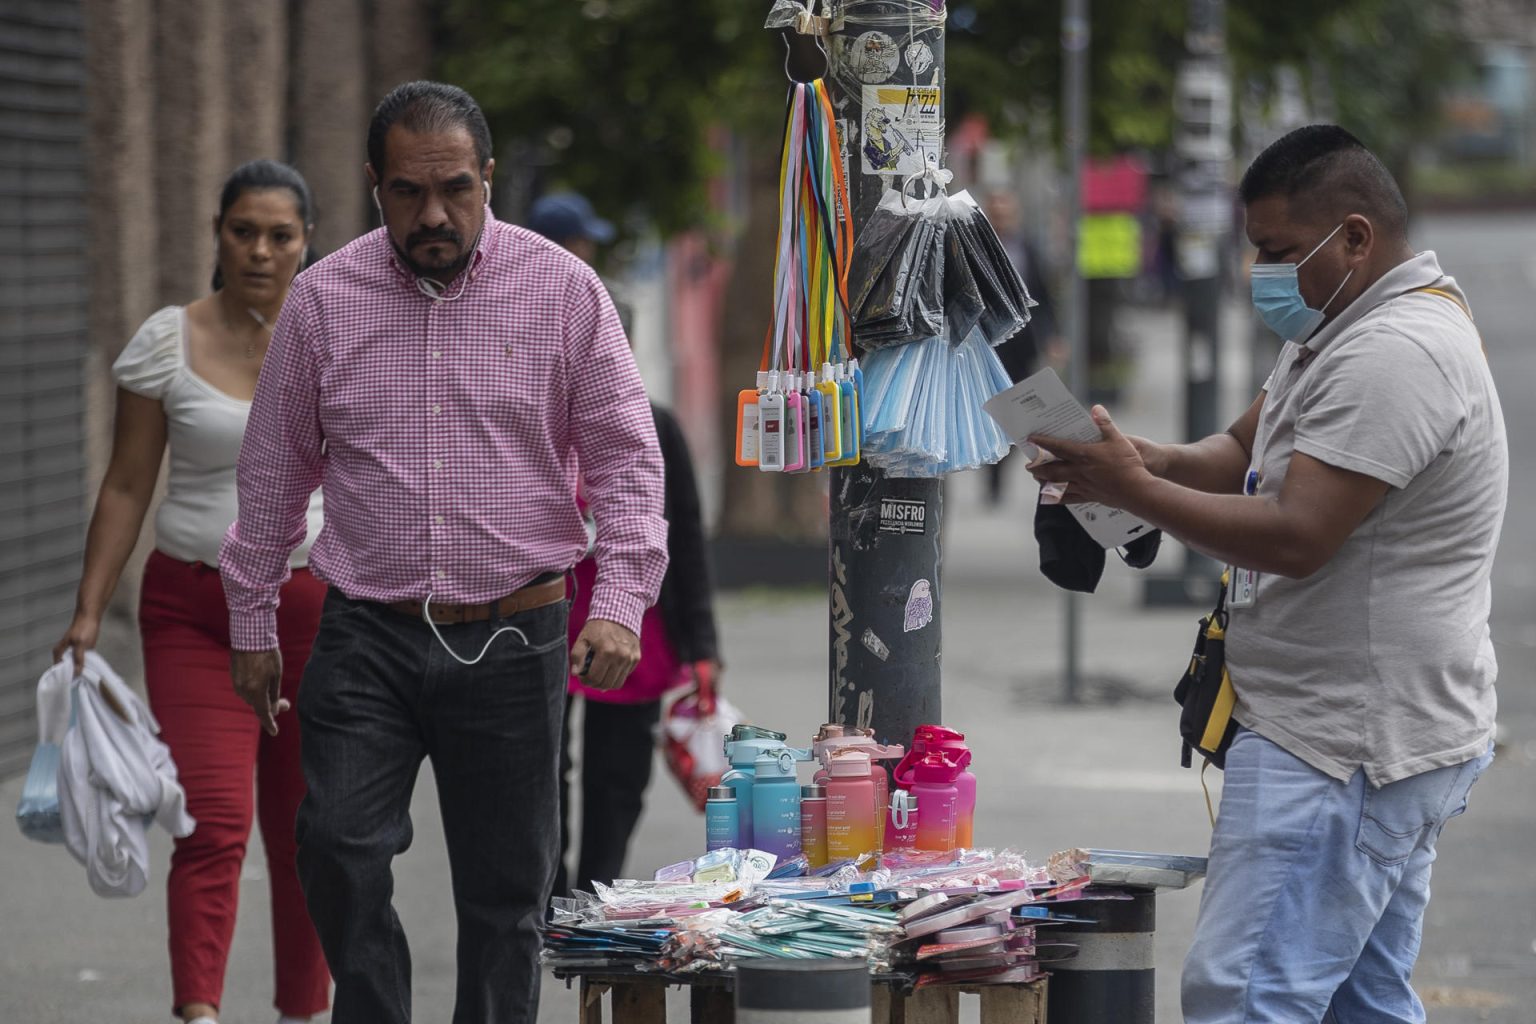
[750,750,803,861]
[705,785,739,851]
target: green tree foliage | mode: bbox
[438,0,782,235]
[946,0,1185,153]
[439,0,1474,231]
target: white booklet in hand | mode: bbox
[983,367,1154,549]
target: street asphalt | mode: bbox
[1,212,1531,1023]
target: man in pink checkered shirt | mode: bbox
[220,81,667,1024]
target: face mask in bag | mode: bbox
[1250,222,1352,344]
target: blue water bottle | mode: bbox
[704,786,739,851]
[750,750,804,861]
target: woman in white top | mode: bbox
[54,161,329,1024]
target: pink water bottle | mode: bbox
[887,789,919,851]
[824,749,879,863]
[910,750,966,853]
[811,724,901,852]
[896,725,978,849]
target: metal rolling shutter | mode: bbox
[0,0,88,777]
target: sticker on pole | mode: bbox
[878,497,928,535]
[904,40,934,76]
[861,85,942,176]
[903,579,934,633]
[862,628,892,661]
[846,30,901,83]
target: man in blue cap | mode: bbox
[527,191,615,264]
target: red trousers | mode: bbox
[139,550,330,1017]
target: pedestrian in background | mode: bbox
[983,188,1059,506]
[54,160,329,1024]
[1029,124,1504,1024]
[528,194,724,899]
[221,82,667,1024]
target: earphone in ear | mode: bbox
[483,180,492,205]
[371,185,381,211]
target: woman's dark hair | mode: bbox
[210,159,316,291]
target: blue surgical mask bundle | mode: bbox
[855,187,1030,477]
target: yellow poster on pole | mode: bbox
[1078,213,1143,280]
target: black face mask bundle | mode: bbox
[1033,500,1162,594]
[848,187,1035,353]
[848,192,945,350]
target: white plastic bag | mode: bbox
[15,655,75,843]
[659,663,744,812]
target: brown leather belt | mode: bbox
[386,576,566,625]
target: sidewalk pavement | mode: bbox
[3,299,1527,1023]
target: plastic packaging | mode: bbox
[16,656,73,843]
[659,664,743,813]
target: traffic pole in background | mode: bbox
[818,2,947,748]
[1144,0,1230,608]
[1059,0,1089,702]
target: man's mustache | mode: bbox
[407,228,462,249]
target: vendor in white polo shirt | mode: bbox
[1027,124,1506,1024]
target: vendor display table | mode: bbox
[552,967,1048,1024]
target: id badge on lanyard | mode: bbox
[1229,467,1261,609]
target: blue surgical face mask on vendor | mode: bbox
[1250,222,1353,344]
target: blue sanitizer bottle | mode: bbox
[705,786,740,851]
[751,750,804,861]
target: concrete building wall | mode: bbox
[70,0,430,695]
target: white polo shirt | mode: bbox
[1227,251,1506,786]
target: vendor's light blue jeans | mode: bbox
[1182,727,1493,1024]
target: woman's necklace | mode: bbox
[224,306,273,358]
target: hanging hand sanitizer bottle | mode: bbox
[758,371,786,472]
[818,363,843,462]
[828,363,861,466]
[804,372,825,470]
[849,357,866,453]
[735,370,767,468]
[783,371,807,473]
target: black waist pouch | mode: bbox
[1173,572,1238,769]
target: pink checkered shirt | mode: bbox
[220,212,668,651]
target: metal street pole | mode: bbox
[1060,0,1089,702]
[823,3,946,748]
[1144,0,1230,608]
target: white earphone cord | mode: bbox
[420,593,528,666]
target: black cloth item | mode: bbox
[650,404,720,664]
[1033,498,1163,593]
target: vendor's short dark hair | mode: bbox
[367,81,493,175]
[1239,124,1407,237]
